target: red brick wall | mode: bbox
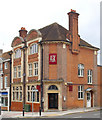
[11,102,23,111]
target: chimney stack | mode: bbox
[19,27,27,39]
[67,9,80,54]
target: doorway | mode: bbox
[87,92,91,107]
[48,93,58,109]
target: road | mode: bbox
[1,110,102,120]
[51,110,101,118]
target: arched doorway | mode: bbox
[48,85,58,109]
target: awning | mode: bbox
[85,88,93,92]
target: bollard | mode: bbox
[39,107,41,116]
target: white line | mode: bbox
[73,116,82,118]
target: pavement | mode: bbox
[0,107,101,118]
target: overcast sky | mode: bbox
[0,0,101,64]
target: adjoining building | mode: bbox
[10,9,100,112]
[0,49,12,111]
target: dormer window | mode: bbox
[30,44,38,55]
[15,49,21,58]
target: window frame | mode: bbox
[78,85,83,100]
[78,64,84,77]
[14,67,17,78]
[4,62,8,69]
[87,70,92,84]
[1,77,3,89]
[15,49,21,59]
[27,85,39,103]
[4,76,8,88]
[28,63,33,77]
[18,66,21,78]
[34,62,38,76]
[12,86,22,102]
[30,43,38,55]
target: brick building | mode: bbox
[0,49,12,111]
[10,9,100,112]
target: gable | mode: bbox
[11,37,24,47]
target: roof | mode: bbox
[39,22,99,50]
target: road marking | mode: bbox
[94,113,100,116]
[73,116,82,118]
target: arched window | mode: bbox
[15,49,21,58]
[78,64,84,77]
[30,43,38,54]
[48,85,58,90]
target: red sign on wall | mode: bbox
[49,53,57,64]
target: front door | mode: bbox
[48,93,58,109]
[87,92,91,107]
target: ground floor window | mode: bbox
[78,85,83,99]
[12,86,22,101]
[1,97,8,107]
[27,85,39,102]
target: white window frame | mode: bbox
[4,76,8,88]
[78,64,84,77]
[27,85,39,103]
[4,62,8,69]
[88,70,92,84]
[30,43,38,55]
[15,49,21,58]
[14,67,17,78]
[18,66,21,78]
[28,64,32,77]
[12,86,22,102]
[34,62,38,76]
[1,77,3,89]
[78,85,83,99]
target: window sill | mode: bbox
[78,76,84,78]
[26,101,40,103]
[78,98,83,100]
[87,83,92,85]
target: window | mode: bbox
[18,66,21,78]
[29,64,32,76]
[4,62,8,69]
[15,49,21,58]
[0,63,3,70]
[78,64,84,77]
[30,44,38,54]
[1,97,8,107]
[4,76,7,88]
[1,77,3,89]
[27,85,39,102]
[48,85,58,90]
[34,62,38,76]
[78,86,83,99]
[12,86,22,101]
[14,67,17,78]
[88,70,92,84]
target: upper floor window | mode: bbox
[18,66,21,78]
[14,67,17,78]
[1,77,3,89]
[34,62,38,76]
[78,64,84,77]
[88,70,92,84]
[4,76,8,88]
[0,63,3,70]
[78,85,83,99]
[5,62,8,69]
[30,44,38,55]
[29,64,32,76]
[15,49,21,58]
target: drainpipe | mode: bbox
[40,42,43,112]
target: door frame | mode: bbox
[86,92,91,108]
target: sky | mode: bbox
[0,0,101,64]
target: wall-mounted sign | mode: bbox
[49,53,57,64]
[69,85,73,91]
